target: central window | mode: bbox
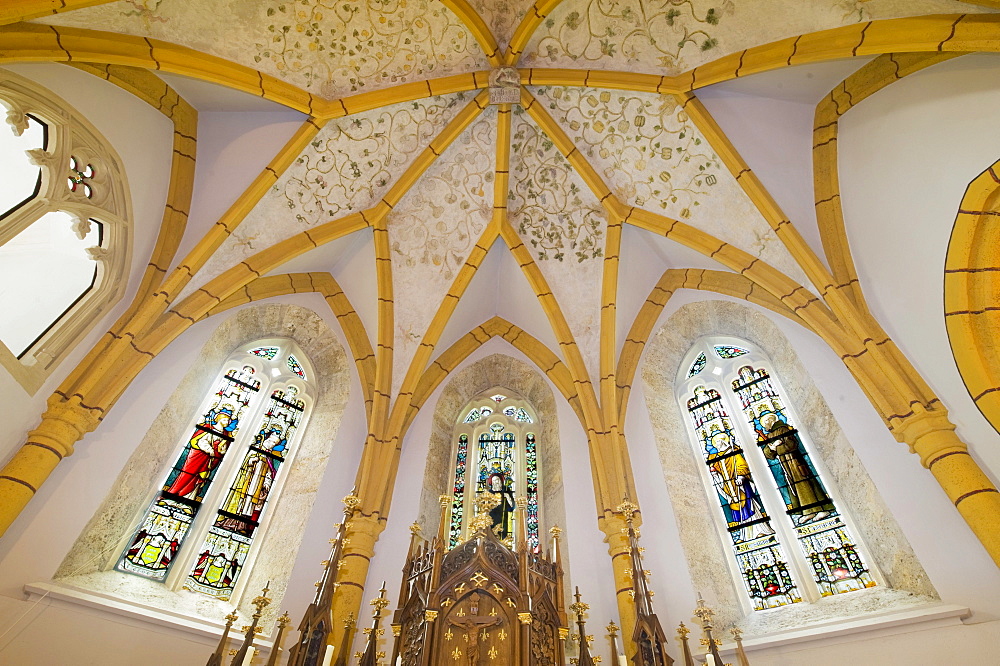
[446,390,540,551]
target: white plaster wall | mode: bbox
[0,62,172,458]
[839,53,1000,480]
[172,109,307,269]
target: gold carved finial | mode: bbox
[469,493,501,532]
[439,494,451,508]
[693,594,715,625]
[277,611,290,628]
[343,492,361,512]
[549,525,563,539]
[569,587,590,617]
[392,624,402,637]
[606,620,619,636]
[517,612,533,625]
[730,626,742,641]
[616,494,639,517]
[676,622,690,640]
[410,521,422,536]
[425,610,439,622]
[344,612,356,629]
[515,496,528,510]
[252,582,272,614]
[370,582,390,616]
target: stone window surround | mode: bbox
[29,304,350,638]
[0,68,132,394]
[640,299,940,637]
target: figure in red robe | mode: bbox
[164,406,238,500]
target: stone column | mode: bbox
[0,395,100,537]
[598,513,637,656]
[898,411,1000,567]
[331,511,385,656]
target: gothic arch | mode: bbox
[640,299,935,632]
[52,303,350,628]
[417,353,568,562]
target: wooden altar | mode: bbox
[387,495,567,666]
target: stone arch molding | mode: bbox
[417,353,569,567]
[640,299,935,634]
[50,303,350,630]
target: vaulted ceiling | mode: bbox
[10,0,1000,469]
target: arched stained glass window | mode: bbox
[447,391,541,551]
[117,340,313,601]
[686,386,800,610]
[679,338,878,611]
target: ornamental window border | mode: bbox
[676,335,885,615]
[0,69,132,393]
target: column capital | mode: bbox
[27,394,103,458]
[892,409,964,467]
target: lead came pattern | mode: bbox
[732,365,875,597]
[185,386,305,599]
[449,433,469,548]
[118,366,261,580]
[686,385,801,610]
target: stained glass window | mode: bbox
[287,354,305,378]
[185,387,305,599]
[686,385,801,610]
[248,346,279,359]
[525,433,539,552]
[450,393,542,551]
[448,434,469,548]
[476,424,517,542]
[732,365,875,596]
[687,352,707,378]
[118,366,261,581]
[714,345,749,359]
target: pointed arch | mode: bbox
[640,299,934,632]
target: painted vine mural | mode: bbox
[533,86,721,220]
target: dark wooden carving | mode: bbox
[388,503,566,665]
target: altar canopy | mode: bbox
[389,497,567,665]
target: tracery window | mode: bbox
[116,339,313,602]
[0,70,131,392]
[447,390,541,551]
[680,337,877,611]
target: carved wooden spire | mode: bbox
[357,583,389,666]
[570,587,596,666]
[287,492,358,666]
[618,496,674,666]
